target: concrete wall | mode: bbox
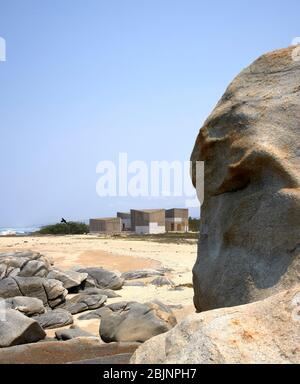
[89,218,121,233]
[165,208,189,232]
[131,209,166,234]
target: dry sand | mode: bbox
[0,234,197,336]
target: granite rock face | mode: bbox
[0,309,46,347]
[131,286,300,364]
[0,277,67,308]
[100,300,177,343]
[77,267,124,290]
[191,46,300,311]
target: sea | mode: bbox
[0,227,40,236]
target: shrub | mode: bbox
[188,217,200,232]
[39,221,89,235]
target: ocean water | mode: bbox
[0,227,40,236]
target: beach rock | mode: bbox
[121,269,164,280]
[10,276,68,308]
[190,46,300,311]
[77,267,124,290]
[5,296,45,316]
[33,308,73,329]
[99,300,177,343]
[73,286,121,298]
[150,277,174,286]
[123,281,146,287]
[0,251,51,279]
[78,307,108,320]
[63,293,107,315]
[0,309,46,347]
[131,286,300,364]
[47,269,88,290]
[0,338,140,364]
[55,326,95,340]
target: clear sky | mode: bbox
[0,0,299,227]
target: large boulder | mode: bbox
[47,269,88,290]
[77,267,124,290]
[0,338,140,364]
[5,296,45,316]
[0,309,46,347]
[33,308,73,329]
[131,286,300,364]
[191,46,300,311]
[55,326,95,340]
[62,293,107,315]
[0,251,51,279]
[99,300,177,343]
[0,277,67,308]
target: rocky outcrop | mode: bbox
[77,267,124,290]
[62,293,107,314]
[47,269,88,290]
[55,326,95,340]
[0,251,51,279]
[191,46,300,311]
[0,276,67,308]
[100,300,177,343]
[131,286,300,364]
[5,296,45,316]
[0,309,46,347]
[0,338,140,364]
[121,269,164,280]
[33,308,73,329]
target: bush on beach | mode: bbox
[39,222,89,235]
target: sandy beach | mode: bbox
[0,234,197,337]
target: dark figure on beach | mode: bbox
[61,218,68,224]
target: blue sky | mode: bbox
[0,0,299,227]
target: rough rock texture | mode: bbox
[0,338,140,364]
[191,46,300,311]
[150,277,174,286]
[0,251,51,279]
[131,286,300,364]
[76,287,121,298]
[33,308,73,329]
[0,277,67,308]
[62,293,107,315]
[47,269,88,290]
[55,326,95,340]
[121,269,164,280]
[78,307,107,320]
[0,309,46,347]
[77,267,124,290]
[100,300,177,343]
[5,296,45,316]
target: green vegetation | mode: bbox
[39,221,89,235]
[188,217,200,232]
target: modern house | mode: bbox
[130,209,165,234]
[117,212,131,231]
[89,217,122,234]
[165,208,189,232]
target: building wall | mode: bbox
[89,218,121,233]
[131,209,166,234]
[165,208,189,232]
[117,212,131,231]
[135,223,166,235]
